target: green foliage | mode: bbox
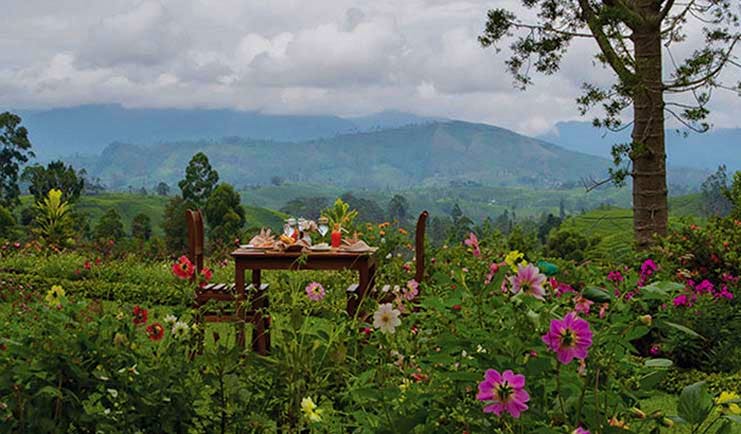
[701,165,733,217]
[0,112,34,209]
[162,195,193,255]
[388,194,409,225]
[33,189,74,248]
[155,181,170,196]
[545,229,598,262]
[178,152,219,207]
[322,198,359,230]
[204,183,245,243]
[0,205,15,240]
[280,196,330,220]
[131,213,152,240]
[21,160,85,203]
[95,208,125,241]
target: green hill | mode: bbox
[560,194,705,262]
[71,121,614,191]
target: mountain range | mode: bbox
[68,121,615,190]
[15,104,441,158]
[539,121,741,172]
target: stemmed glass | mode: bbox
[284,218,296,237]
[317,217,329,237]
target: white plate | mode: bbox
[310,245,332,251]
[240,244,271,250]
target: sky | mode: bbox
[1,0,739,136]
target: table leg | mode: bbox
[235,262,246,350]
[251,269,269,355]
[348,261,370,318]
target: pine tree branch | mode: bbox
[577,0,637,83]
[663,36,740,91]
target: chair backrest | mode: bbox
[414,210,429,283]
[185,209,205,278]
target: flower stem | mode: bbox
[556,364,567,417]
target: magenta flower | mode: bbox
[607,270,624,283]
[694,279,714,294]
[573,427,590,434]
[476,369,530,418]
[403,279,419,301]
[550,277,575,297]
[542,312,593,365]
[509,264,547,300]
[464,232,481,257]
[718,286,734,300]
[305,282,326,301]
[640,259,658,276]
[673,294,689,307]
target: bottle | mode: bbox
[331,224,342,248]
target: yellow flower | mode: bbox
[504,251,527,272]
[716,391,741,415]
[45,285,65,306]
[301,397,322,422]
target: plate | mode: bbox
[240,244,272,250]
[310,245,332,252]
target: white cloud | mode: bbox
[0,0,737,136]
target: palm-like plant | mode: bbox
[34,189,73,248]
[321,198,358,231]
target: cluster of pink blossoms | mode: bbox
[464,232,481,257]
[673,278,735,307]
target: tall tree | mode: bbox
[162,196,193,254]
[700,165,733,217]
[0,112,34,209]
[22,160,85,203]
[480,0,739,248]
[204,183,245,242]
[178,152,219,208]
[94,208,125,240]
[388,194,410,225]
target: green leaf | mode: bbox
[644,358,673,368]
[715,420,732,434]
[582,286,613,303]
[678,381,713,425]
[724,415,741,424]
[642,281,685,294]
[664,321,705,340]
[626,325,650,341]
[639,370,668,390]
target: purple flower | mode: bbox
[305,282,326,302]
[573,427,590,434]
[640,259,658,276]
[542,312,593,365]
[509,264,547,300]
[694,279,714,294]
[649,344,661,356]
[403,279,419,301]
[476,369,530,418]
[464,232,481,257]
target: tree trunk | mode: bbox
[631,5,668,249]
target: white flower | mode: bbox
[172,321,190,339]
[164,314,177,325]
[373,303,401,334]
[301,397,322,422]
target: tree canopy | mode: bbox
[22,160,86,203]
[0,112,34,209]
[178,152,219,208]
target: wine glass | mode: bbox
[317,217,329,237]
[284,218,296,237]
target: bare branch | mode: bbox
[577,0,637,83]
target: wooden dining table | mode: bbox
[231,247,377,355]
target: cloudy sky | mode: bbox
[1,0,739,135]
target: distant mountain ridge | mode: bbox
[69,121,615,190]
[13,104,441,158]
[540,121,741,171]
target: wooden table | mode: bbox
[231,248,377,355]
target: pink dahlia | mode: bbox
[542,312,593,365]
[305,282,326,301]
[464,232,481,257]
[509,264,547,300]
[476,369,530,418]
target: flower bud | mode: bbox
[630,407,646,419]
[639,315,652,326]
[661,418,674,428]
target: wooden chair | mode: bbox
[186,209,268,353]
